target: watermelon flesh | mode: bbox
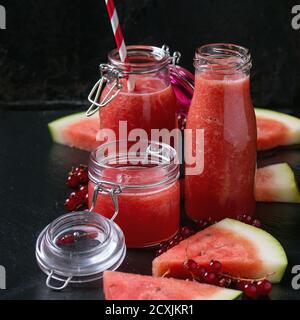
[152,219,287,283]
[48,112,101,151]
[256,163,300,203]
[48,109,300,152]
[103,271,241,300]
[255,108,300,150]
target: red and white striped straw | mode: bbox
[104,0,134,91]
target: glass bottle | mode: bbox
[185,43,257,222]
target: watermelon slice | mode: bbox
[255,108,300,151]
[48,112,101,151]
[256,163,300,203]
[103,271,241,300]
[48,109,300,152]
[152,218,287,283]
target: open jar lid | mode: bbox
[36,211,126,290]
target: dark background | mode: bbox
[1,1,300,300]
[0,0,300,112]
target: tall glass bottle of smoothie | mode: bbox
[185,44,257,221]
[87,45,181,141]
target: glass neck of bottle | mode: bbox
[194,43,252,79]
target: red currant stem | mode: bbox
[218,272,275,283]
[184,239,191,262]
[161,269,171,278]
[82,231,98,239]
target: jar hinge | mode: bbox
[89,181,122,221]
[86,64,123,117]
[162,44,181,67]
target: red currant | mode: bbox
[83,193,88,205]
[195,219,208,230]
[208,260,222,273]
[237,214,243,221]
[184,259,198,271]
[66,174,80,189]
[180,226,193,238]
[77,170,89,184]
[235,279,248,291]
[202,272,218,285]
[245,215,253,224]
[78,185,88,200]
[56,234,75,246]
[73,165,87,173]
[256,279,272,296]
[243,283,258,298]
[64,197,78,212]
[173,233,183,242]
[195,217,215,230]
[159,241,167,249]
[194,266,206,278]
[219,277,232,288]
[252,219,262,228]
[155,248,166,257]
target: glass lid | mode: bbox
[36,211,126,290]
[169,64,194,129]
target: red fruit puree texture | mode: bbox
[88,141,180,248]
[99,77,179,141]
[185,44,257,222]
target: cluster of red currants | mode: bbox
[155,226,195,257]
[155,218,217,257]
[155,215,262,257]
[237,214,262,228]
[64,165,89,212]
[184,259,272,298]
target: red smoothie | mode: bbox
[185,44,257,221]
[99,77,178,141]
[88,141,180,248]
[88,179,180,248]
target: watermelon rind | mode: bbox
[255,108,300,145]
[256,163,300,203]
[216,219,288,283]
[206,287,242,300]
[48,112,86,145]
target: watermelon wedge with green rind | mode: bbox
[48,108,300,152]
[48,112,100,151]
[256,163,300,203]
[255,108,300,150]
[103,271,242,300]
[153,218,287,283]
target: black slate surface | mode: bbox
[0,110,300,300]
[1,0,300,110]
